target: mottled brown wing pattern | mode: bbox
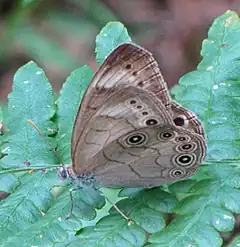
[88,125,206,188]
[72,87,174,174]
[92,43,171,108]
[71,43,172,154]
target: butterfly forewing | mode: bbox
[93,44,171,105]
[71,43,173,154]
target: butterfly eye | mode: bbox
[56,167,68,180]
[126,133,147,146]
[176,143,197,153]
[158,131,175,140]
[130,100,136,104]
[170,168,185,178]
[173,153,196,168]
[145,118,158,126]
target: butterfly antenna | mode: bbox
[65,188,75,219]
[27,119,64,166]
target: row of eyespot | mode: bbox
[167,153,197,179]
[126,132,197,160]
[127,133,196,154]
[169,166,196,179]
[126,131,193,145]
[128,99,160,125]
[165,138,197,177]
[128,99,186,127]
[126,131,197,179]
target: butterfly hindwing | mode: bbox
[88,124,206,188]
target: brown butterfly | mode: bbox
[63,43,206,191]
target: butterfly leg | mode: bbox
[56,166,68,180]
[65,189,74,219]
[65,187,82,220]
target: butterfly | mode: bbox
[63,43,206,190]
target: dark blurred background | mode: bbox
[0,0,239,101]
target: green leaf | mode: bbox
[69,187,105,220]
[1,185,106,246]
[0,171,18,193]
[168,179,199,196]
[149,216,222,247]
[110,188,177,233]
[119,188,145,198]
[95,21,132,65]
[56,65,94,163]
[0,62,62,245]
[0,103,18,194]
[171,10,240,160]
[2,188,80,246]
[208,162,240,188]
[1,61,57,168]
[74,215,146,247]
[0,172,53,242]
